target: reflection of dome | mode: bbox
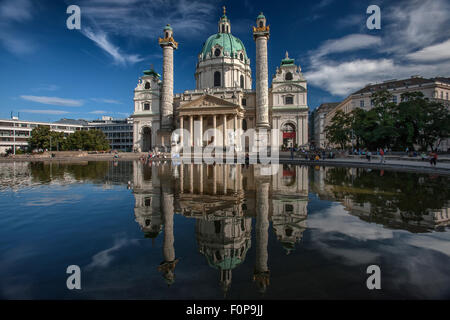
[196,217,252,295]
[200,33,248,61]
[205,250,248,270]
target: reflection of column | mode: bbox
[158,182,178,286]
[254,178,270,293]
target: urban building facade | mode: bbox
[0,118,83,154]
[87,116,134,151]
[0,116,134,154]
[132,8,309,152]
[323,76,450,150]
[311,102,339,149]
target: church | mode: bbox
[131,8,309,152]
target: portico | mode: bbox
[178,95,244,148]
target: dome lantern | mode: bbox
[218,6,231,34]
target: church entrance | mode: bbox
[281,123,296,149]
[142,127,152,152]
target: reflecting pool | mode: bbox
[0,161,449,299]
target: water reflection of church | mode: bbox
[132,161,308,294]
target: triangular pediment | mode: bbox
[179,94,240,110]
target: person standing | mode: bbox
[366,150,372,162]
[429,150,438,166]
[379,148,385,164]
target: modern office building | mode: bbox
[0,117,84,154]
[0,116,134,154]
[86,116,134,151]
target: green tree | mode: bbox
[394,92,450,151]
[325,110,352,149]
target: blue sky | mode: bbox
[0,0,449,122]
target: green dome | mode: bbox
[200,33,248,61]
[164,24,172,31]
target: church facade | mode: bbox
[131,8,309,152]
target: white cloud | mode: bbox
[81,28,143,65]
[32,85,60,92]
[20,95,83,107]
[304,0,450,97]
[20,109,70,115]
[79,0,217,39]
[0,0,32,22]
[313,34,381,59]
[91,98,122,104]
[383,0,450,54]
[406,39,450,62]
[89,110,108,114]
[0,0,35,55]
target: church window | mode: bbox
[240,75,244,88]
[214,48,221,57]
[144,103,150,111]
[240,53,243,61]
[285,96,293,104]
[144,82,150,89]
[221,25,225,33]
[259,21,263,28]
[242,98,246,106]
[214,71,221,87]
[165,32,169,38]
[285,72,293,81]
[242,119,248,130]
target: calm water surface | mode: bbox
[0,161,449,299]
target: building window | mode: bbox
[144,103,150,111]
[165,32,169,38]
[441,91,444,99]
[392,95,397,104]
[242,98,246,106]
[285,96,293,104]
[221,25,225,33]
[285,72,293,81]
[259,21,263,28]
[214,48,221,57]
[240,75,244,89]
[240,53,243,61]
[214,71,221,87]
[144,82,150,89]
[360,100,365,107]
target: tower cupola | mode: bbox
[218,6,231,34]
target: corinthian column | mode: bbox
[253,13,270,129]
